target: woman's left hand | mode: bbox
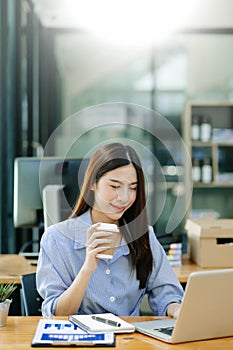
[167,302,181,319]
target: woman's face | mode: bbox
[91,164,138,223]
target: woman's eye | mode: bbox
[129,187,137,191]
[110,185,120,189]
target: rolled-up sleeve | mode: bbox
[146,228,184,316]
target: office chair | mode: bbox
[20,273,43,316]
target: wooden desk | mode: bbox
[1,254,228,285]
[172,262,227,284]
[0,255,37,315]
[0,254,37,284]
[1,316,233,350]
[0,254,230,316]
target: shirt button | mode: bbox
[106,269,111,275]
[109,296,115,302]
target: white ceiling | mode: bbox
[31,0,233,118]
[32,0,233,29]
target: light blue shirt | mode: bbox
[36,210,183,316]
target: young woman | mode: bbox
[36,142,183,317]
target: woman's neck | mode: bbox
[91,209,118,225]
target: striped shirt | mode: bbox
[36,210,183,316]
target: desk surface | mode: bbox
[171,261,224,283]
[0,254,230,284]
[1,316,233,350]
[0,254,37,283]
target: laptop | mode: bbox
[133,269,233,343]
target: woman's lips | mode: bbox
[110,204,127,212]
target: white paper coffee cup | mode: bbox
[95,223,120,259]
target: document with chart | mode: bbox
[31,319,115,347]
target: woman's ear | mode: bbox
[90,182,96,191]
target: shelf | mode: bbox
[192,141,233,147]
[191,141,212,147]
[215,142,233,147]
[182,100,233,219]
[193,182,233,188]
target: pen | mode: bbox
[91,315,121,327]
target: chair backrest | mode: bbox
[20,272,43,316]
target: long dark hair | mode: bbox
[71,143,153,288]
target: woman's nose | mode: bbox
[116,187,130,202]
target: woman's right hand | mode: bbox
[55,222,111,316]
[83,223,111,272]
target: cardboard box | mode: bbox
[185,219,233,267]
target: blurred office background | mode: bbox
[1,0,233,254]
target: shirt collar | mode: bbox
[73,210,92,249]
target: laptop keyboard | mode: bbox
[154,327,174,336]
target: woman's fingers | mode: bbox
[87,236,112,250]
[86,224,114,264]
